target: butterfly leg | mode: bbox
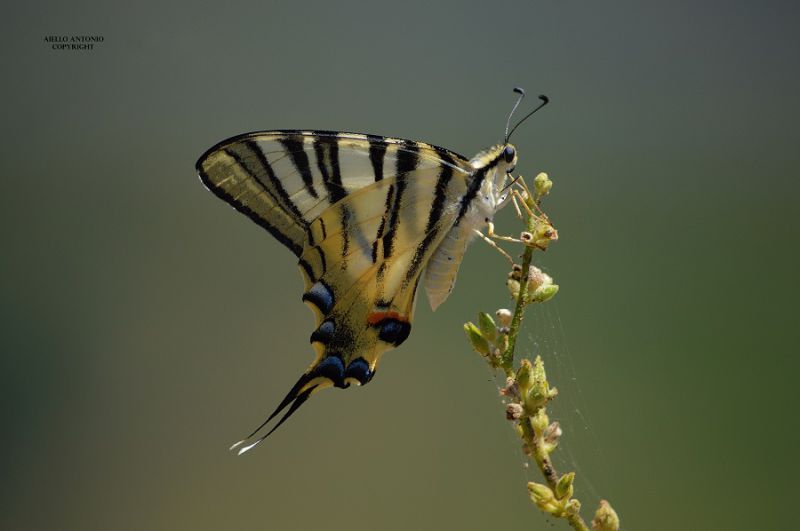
[512,180,553,223]
[511,188,538,219]
[510,193,524,220]
[515,176,535,203]
[473,228,515,265]
[506,187,559,250]
[498,184,524,220]
[485,221,525,244]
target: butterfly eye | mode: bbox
[503,146,516,164]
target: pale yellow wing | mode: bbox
[196,130,472,257]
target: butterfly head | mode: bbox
[469,142,518,204]
[470,143,517,171]
[502,143,518,173]
[497,143,518,203]
[499,144,518,198]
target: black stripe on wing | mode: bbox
[405,151,456,283]
[196,154,304,257]
[382,143,419,259]
[367,134,388,182]
[280,138,320,200]
[240,139,306,222]
[313,137,347,204]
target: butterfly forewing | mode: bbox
[197,131,472,255]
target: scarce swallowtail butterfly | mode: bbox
[197,89,549,454]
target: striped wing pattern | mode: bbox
[197,131,476,452]
[198,131,470,255]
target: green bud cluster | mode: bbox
[463,311,510,369]
[533,172,553,200]
[520,356,559,413]
[527,474,580,518]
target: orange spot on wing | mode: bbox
[367,311,407,325]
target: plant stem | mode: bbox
[522,417,558,486]
[501,213,536,370]
[568,513,592,531]
[524,415,591,531]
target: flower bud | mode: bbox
[565,498,582,517]
[531,284,559,303]
[534,172,552,199]
[525,355,558,411]
[531,408,549,435]
[463,322,490,356]
[526,266,552,292]
[543,421,562,452]
[516,359,533,392]
[500,377,520,400]
[527,482,559,514]
[477,312,497,342]
[495,308,513,327]
[592,500,620,531]
[531,220,558,250]
[506,403,524,420]
[555,472,575,500]
[507,278,521,299]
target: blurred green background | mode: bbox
[2,2,798,530]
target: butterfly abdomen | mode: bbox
[424,225,472,311]
[424,159,507,310]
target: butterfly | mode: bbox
[197,89,548,454]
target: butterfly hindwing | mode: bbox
[301,166,471,370]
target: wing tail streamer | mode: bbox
[229,373,319,455]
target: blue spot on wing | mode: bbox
[376,319,411,346]
[302,281,335,314]
[310,319,335,344]
[344,358,372,385]
[312,355,345,387]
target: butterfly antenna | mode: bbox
[506,94,550,141]
[504,87,527,143]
